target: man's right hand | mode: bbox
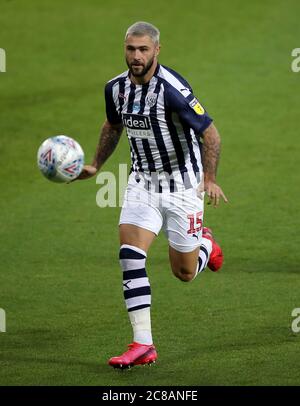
[76,165,98,180]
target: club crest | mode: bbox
[146,93,158,107]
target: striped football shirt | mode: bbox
[105,64,212,192]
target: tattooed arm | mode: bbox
[200,123,228,207]
[92,120,123,171]
[77,120,123,180]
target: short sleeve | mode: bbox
[166,86,213,135]
[104,82,122,125]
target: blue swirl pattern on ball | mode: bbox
[37,135,84,183]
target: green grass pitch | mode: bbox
[0,0,300,386]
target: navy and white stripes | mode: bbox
[119,244,151,312]
[104,64,213,192]
[197,245,210,275]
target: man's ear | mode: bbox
[156,44,161,57]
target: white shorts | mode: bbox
[119,173,205,253]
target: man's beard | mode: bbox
[127,56,155,77]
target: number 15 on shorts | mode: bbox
[187,211,203,234]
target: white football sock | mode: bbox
[193,237,213,279]
[129,307,153,345]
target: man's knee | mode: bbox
[173,266,195,282]
[169,245,199,283]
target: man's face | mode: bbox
[125,35,160,78]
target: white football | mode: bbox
[37,135,84,183]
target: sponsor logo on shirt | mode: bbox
[189,97,205,115]
[122,113,154,139]
[133,103,140,113]
[180,87,191,97]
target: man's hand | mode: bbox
[198,179,228,207]
[76,165,97,180]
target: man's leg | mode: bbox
[108,176,163,368]
[108,223,159,369]
[165,190,223,281]
[119,224,156,345]
[169,231,213,282]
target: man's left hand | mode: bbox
[198,180,228,207]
